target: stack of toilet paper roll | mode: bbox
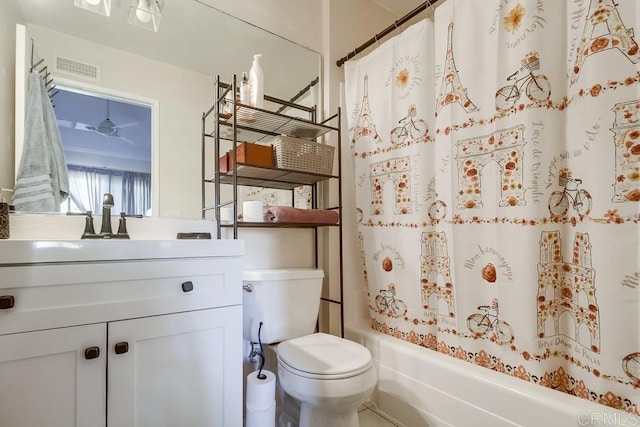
[219,207,234,224]
[243,201,264,222]
[245,370,276,427]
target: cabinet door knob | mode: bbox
[114,342,129,355]
[0,295,15,309]
[84,346,100,360]
[181,280,194,292]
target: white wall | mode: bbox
[0,0,21,192]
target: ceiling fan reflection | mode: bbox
[57,99,139,144]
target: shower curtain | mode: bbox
[345,0,639,413]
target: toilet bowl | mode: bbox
[276,333,376,427]
[242,269,377,427]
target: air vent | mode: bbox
[53,56,101,82]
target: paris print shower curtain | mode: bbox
[345,0,639,413]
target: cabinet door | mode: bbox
[0,324,107,427]
[107,306,243,427]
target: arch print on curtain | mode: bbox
[345,0,640,415]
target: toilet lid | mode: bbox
[277,333,373,379]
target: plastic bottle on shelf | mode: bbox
[238,72,252,121]
[249,54,264,108]
[239,72,250,105]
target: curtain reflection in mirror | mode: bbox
[65,165,151,216]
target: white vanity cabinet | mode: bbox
[0,240,244,427]
[0,323,107,427]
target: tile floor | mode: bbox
[358,401,402,427]
[264,399,402,426]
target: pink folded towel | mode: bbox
[263,206,339,224]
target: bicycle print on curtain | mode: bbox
[345,0,639,414]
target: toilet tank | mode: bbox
[243,268,324,344]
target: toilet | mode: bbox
[243,268,377,427]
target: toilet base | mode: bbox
[299,404,359,427]
[278,392,300,427]
[278,410,298,427]
[278,394,360,427]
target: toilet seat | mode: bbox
[277,333,373,380]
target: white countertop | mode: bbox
[0,239,244,265]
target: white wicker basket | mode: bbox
[270,135,335,175]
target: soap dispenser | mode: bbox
[249,54,264,108]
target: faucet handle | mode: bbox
[115,212,130,239]
[81,211,97,239]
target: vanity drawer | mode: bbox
[0,257,242,335]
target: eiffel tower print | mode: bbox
[420,231,456,318]
[436,22,479,115]
[351,74,383,146]
[571,0,640,84]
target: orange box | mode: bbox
[228,142,273,169]
[218,152,230,173]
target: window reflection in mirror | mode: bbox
[55,88,152,216]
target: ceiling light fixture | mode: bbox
[128,0,164,32]
[74,0,111,16]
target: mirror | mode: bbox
[12,0,321,218]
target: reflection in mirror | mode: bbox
[55,88,152,216]
[13,0,322,218]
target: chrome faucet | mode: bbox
[99,193,114,237]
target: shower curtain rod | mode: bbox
[275,76,319,113]
[336,0,440,67]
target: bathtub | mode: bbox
[346,323,637,427]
